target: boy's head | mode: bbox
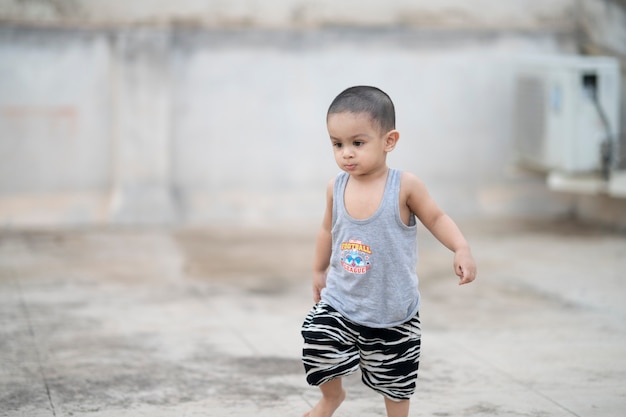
[326,86,400,175]
[327,86,395,134]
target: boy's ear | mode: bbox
[384,130,400,152]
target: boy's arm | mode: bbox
[312,179,334,302]
[404,173,477,285]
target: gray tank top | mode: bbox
[321,169,421,328]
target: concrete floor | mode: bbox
[1,219,625,417]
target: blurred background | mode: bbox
[2,3,626,416]
[1,0,625,230]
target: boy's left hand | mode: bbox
[454,248,477,285]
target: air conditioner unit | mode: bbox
[512,55,620,175]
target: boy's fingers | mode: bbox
[457,266,476,285]
[456,265,464,277]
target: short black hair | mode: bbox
[327,86,395,133]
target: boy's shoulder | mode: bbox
[399,170,428,200]
[399,170,423,187]
[326,171,347,190]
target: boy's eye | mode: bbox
[333,142,343,148]
[354,141,364,147]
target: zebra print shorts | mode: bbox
[301,301,421,401]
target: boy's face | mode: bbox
[327,111,398,176]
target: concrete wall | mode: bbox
[1,1,625,228]
[0,0,579,30]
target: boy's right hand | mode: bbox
[312,271,327,303]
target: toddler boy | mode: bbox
[301,86,477,417]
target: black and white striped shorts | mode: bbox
[301,301,421,401]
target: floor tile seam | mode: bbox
[205,301,260,357]
[7,240,59,417]
[443,334,585,417]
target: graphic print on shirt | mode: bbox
[340,239,372,274]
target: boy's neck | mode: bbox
[348,164,389,183]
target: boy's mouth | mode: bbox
[344,164,356,170]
